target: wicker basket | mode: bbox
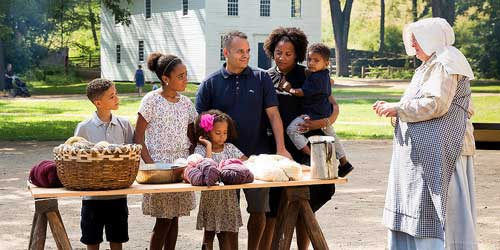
[53,144,142,190]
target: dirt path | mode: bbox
[1,140,499,250]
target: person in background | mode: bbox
[4,63,14,97]
[134,65,145,97]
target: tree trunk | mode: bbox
[0,40,4,91]
[329,0,354,77]
[60,0,64,49]
[87,0,99,47]
[412,0,418,21]
[379,0,385,55]
[431,0,455,26]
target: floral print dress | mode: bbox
[139,89,197,218]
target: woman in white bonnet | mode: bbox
[372,17,477,250]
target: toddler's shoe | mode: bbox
[338,162,354,177]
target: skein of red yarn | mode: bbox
[29,160,63,188]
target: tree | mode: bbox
[456,0,500,78]
[329,0,354,77]
[431,0,455,25]
[0,0,54,73]
[102,0,133,26]
[87,0,99,47]
[379,0,385,55]
[412,0,432,21]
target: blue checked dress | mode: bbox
[383,56,471,240]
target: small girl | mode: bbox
[134,52,197,250]
[194,109,247,250]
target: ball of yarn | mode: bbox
[219,158,254,185]
[185,158,220,186]
[29,160,63,188]
[198,158,220,186]
[218,158,244,169]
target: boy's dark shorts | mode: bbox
[80,198,129,245]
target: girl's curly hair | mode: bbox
[263,27,309,63]
[194,109,238,143]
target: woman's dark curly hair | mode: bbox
[263,27,309,63]
[194,109,238,143]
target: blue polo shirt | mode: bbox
[196,64,279,156]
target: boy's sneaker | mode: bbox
[338,162,354,177]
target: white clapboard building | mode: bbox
[100,0,321,82]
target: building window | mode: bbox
[139,41,145,61]
[116,45,121,64]
[220,36,225,61]
[228,0,238,16]
[145,0,152,19]
[291,0,301,17]
[183,0,188,15]
[260,0,270,17]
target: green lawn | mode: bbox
[1,82,498,141]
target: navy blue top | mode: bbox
[301,69,332,120]
[135,69,145,86]
[196,64,279,156]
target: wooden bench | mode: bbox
[28,173,347,250]
[473,122,500,149]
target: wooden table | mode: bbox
[28,174,347,250]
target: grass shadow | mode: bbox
[0,120,80,141]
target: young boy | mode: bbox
[74,78,134,250]
[283,43,354,177]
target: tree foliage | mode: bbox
[454,0,500,78]
[0,0,131,75]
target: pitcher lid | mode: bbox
[308,135,335,144]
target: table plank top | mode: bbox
[28,174,347,199]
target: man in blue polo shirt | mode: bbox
[196,30,291,250]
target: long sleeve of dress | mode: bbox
[396,63,458,123]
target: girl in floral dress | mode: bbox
[134,52,197,250]
[194,109,247,250]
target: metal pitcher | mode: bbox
[308,135,338,179]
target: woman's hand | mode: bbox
[372,100,398,117]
